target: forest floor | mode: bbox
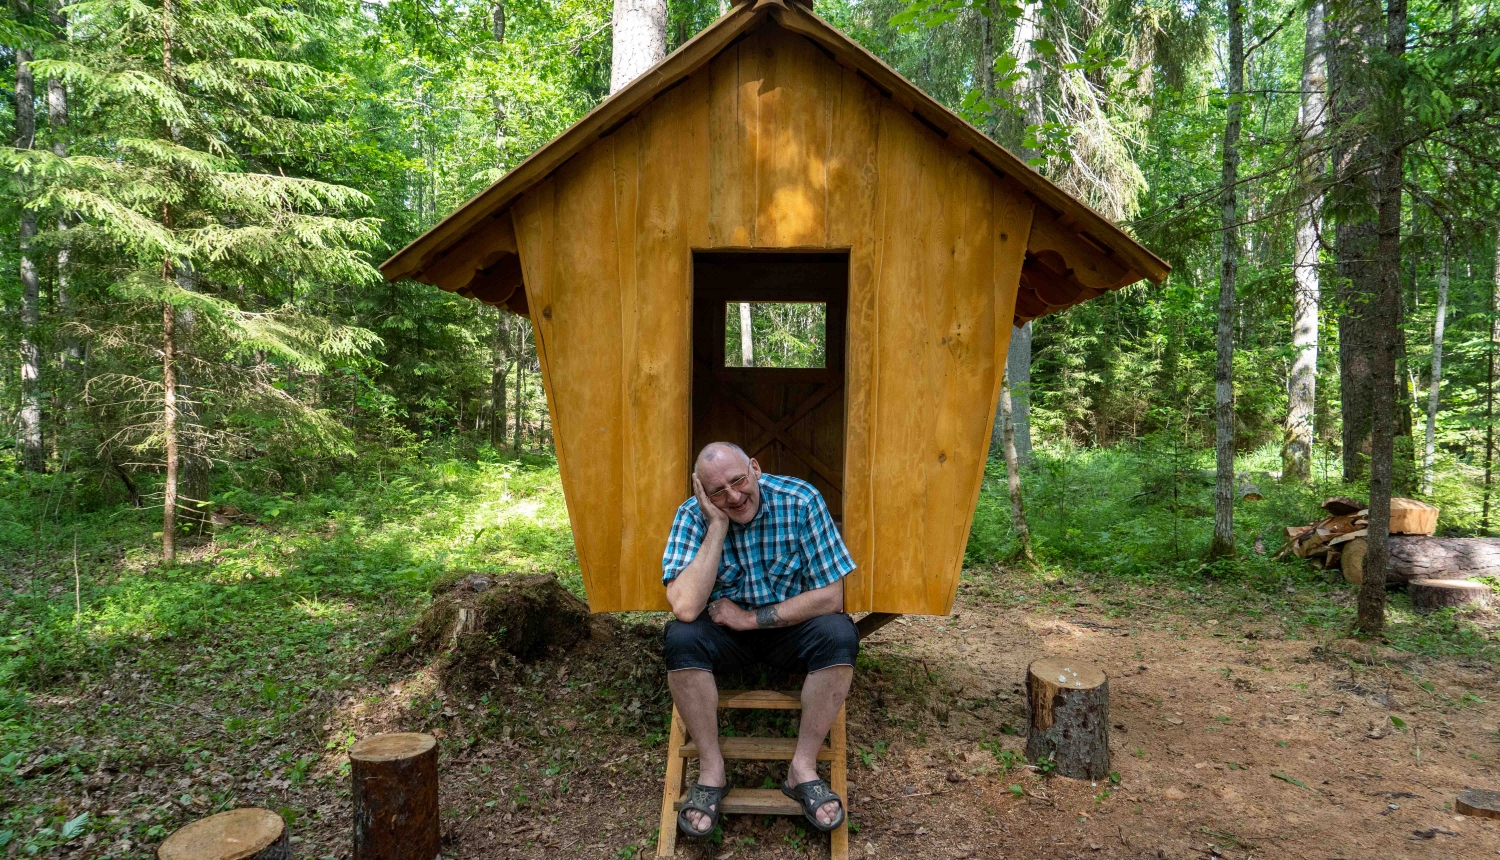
[8,569,1500,859]
[4,452,1500,858]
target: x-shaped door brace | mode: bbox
[695,359,844,491]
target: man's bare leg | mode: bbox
[668,668,723,834]
[789,664,853,827]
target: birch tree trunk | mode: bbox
[739,303,754,366]
[1355,0,1408,638]
[1001,372,1033,561]
[163,298,179,565]
[1487,230,1500,534]
[50,71,79,371]
[1422,235,1449,495]
[490,313,509,448]
[1209,0,1244,560]
[610,0,666,93]
[996,0,1042,463]
[15,34,45,473]
[1284,0,1327,481]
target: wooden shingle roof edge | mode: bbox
[378,0,1171,289]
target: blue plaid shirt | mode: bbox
[661,474,855,608]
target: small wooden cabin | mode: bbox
[380,0,1168,616]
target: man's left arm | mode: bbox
[709,578,843,630]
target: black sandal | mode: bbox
[677,782,728,838]
[780,778,845,832]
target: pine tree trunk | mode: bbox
[1330,0,1383,483]
[15,41,45,473]
[1355,0,1407,638]
[1284,0,1326,482]
[610,0,666,93]
[1001,372,1033,562]
[163,298,179,565]
[1422,236,1449,495]
[1210,0,1243,561]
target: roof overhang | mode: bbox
[379,0,1169,310]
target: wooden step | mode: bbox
[679,736,833,761]
[674,787,801,816]
[718,690,801,710]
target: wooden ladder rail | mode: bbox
[657,689,848,860]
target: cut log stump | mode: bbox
[1341,537,1368,586]
[1409,579,1490,613]
[158,808,290,860]
[1024,658,1110,780]
[1457,788,1500,819]
[351,732,440,860]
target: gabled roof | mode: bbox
[379,0,1169,299]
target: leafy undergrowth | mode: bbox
[1,445,1496,854]
[0,447,575,854]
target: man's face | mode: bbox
[697,455,763,525]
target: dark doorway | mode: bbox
[692,252,849,520]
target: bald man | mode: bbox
[661,442,856,840]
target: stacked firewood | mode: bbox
[1282,497,1367,570]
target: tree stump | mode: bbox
[1409,579,1490,613]
[1024,658,1110,780]
[1457,788,1500,819]
[351,732,440,860]
[158,808,290,860]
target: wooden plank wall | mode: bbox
[511,22,1033,615]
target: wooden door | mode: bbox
[692,253,848,520]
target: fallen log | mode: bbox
[1341,535,1500,587]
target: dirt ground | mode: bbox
[23,578,1500,859]
[327,582,1500,860]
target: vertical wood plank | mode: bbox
[656,706,687,857]
[920,156,997,611]
[829,704,849,860]
[936,179,1035,607]
[708,41,757,247]
[826,67,883,613]
[755,29,828,247]
[625,71,712,611]
[868,105,938,613]
[518,145,628,612]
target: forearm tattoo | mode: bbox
[755,604,782,629]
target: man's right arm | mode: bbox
[665,475,730,622]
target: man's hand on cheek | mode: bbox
[708,598,755,631]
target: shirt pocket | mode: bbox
[766,554,804,591]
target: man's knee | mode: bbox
[801,612,859,670]
[663,615,720,672]
[804,612,859,647]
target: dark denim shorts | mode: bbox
[662,612,859,675]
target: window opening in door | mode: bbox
[723,302,827,368]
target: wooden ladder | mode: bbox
[656,689,848,859]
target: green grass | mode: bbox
[2,441,576,852]
[966,437,1500,660]
[1,436,1495,852]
